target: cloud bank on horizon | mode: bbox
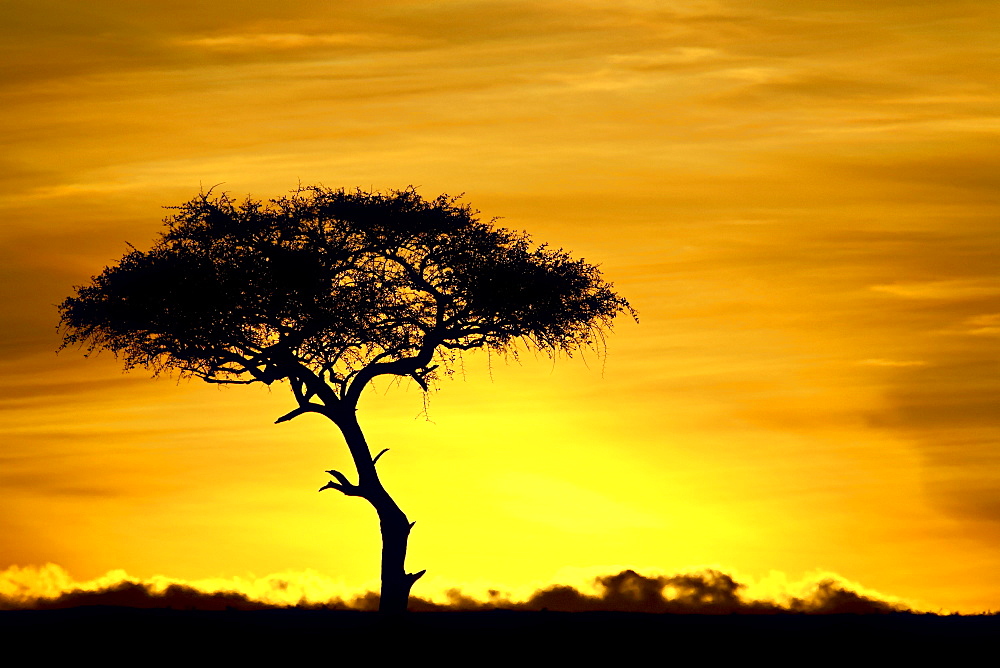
[0,563,915,614]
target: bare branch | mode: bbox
[372,448,389,465]
[201,376,258,385]
[410,371,429,392]
[319,469,364,497]
[441,340,485,351]
[274,403,325,424]
[319,480,346,493]
[326,469,354,487]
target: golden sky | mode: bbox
[1,0,998,612]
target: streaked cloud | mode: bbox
[608,48,725,68]
[178,32,424,52]
[962,313,1000,336]
[871,280,1000,301]
[858,359,929,368]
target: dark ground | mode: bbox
[3,608,997,660]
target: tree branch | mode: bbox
[386,251,445,301]
[287,361,342,410]
[201,376,259,385]
[410,371,429,392]
[274,403,326,424]
[342,331,444,406]
[319,469,365,497]
[441,340,486,351]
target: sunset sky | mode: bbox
[2,1,998,613]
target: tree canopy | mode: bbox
[59,186,635,411]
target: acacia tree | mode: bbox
[58,186,634,613]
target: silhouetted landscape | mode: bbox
[4,607,996,659]
[3,567,997,659]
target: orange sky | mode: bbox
[1,1,998,612]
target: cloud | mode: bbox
[0,564,356,611]
[786,578,904,615]
[858,359,928,368]
[867,349,1000,526]
[608,48,725,69]
[0,564,916,614]
[489,569,908,614]
[515,569,752,613]
[870,280,1000,301]
[177,32,424,53]
[959,313,1000,337]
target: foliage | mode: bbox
[59,186,635,407]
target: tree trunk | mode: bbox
[332,411,423,614]
[374,494,420,614]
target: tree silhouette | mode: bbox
[58,186,635,613]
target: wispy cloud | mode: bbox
[871,280,1000,300]
[178,32,422,52]
[858,359,928,368]
[961,313,1000,336]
